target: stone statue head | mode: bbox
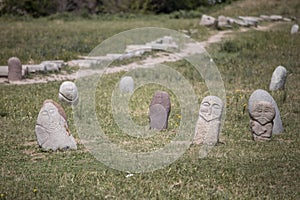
[249,101,275,125]
[199,96,223,122]
[38,99,67,129]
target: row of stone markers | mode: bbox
[0,36,178,82]
[35,65,287,152]
[0,57,64,82]
[200,14,299,33]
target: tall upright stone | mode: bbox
[291,24,299,34]
[249,101,275,141]
[194,96,224,145]
[119,76,134,94]
[35,99,77,150]
[269,66,287,91]
[149,91,171,130]
[8,57,22,82]
[248,89,283,134]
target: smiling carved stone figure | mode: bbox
[193,96,224,145]
[249,101,275,141]
[35,99,77,150]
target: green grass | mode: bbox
[1,0,300,199]
[0,16,208,65]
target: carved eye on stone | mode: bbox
[264,107,272,113]
[41,110,48,116]
[212,104,220,110]
[202,102,210,107]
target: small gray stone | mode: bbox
[217,15,232,29]
[269,15,283,21]
[269,66,287,91]
[119,76,134,93]
[149,91,171,130]
[227,17,249,27]
[248,89,283,134]
[249,101,275,141]
[291,24,299,34]
[8,57,22,81]
[35,99,77,150]
[199,14,216,27]
[194,96,224,145]
[238,16,259,27]
[59,81,79,106]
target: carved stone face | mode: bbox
[250,101,275,125]
[199,96,223,122]
[39,102,61,128]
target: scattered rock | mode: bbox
[199,14,216,27]
[146,36,178,51]
[248,89,283,134]
[25,64,46,73]
[238,16,260,27]
[67,59,102,68]
[269,15,283,21]
[59,81,79,105]
[227,17,249,27]
[194,96,224,145]
[249,101,275,141]
[35,99,77,150]
[149,91,171,130]
[269,66,287,91]
[217,15,232,29]
[0,66,8,77]
[8,57,22,82]
[119,76,134,94]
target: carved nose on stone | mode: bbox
[207,107,212,115]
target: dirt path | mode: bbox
[1,22,283,85]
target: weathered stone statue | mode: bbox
[149,91,171,130]
[59,81,79,106]
[194,96,224,145]
[249,101,275,141]
[248,89,283,134]
[35,99,77,150]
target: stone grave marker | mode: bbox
[194,96,224,145]
[59,81,79,106]
[8,57,22,82]
[149,91,171,130]
[119,76,134,93]
[35,99,77,150]
[248,89,283,134]
[249,101,275,141]
[269,65,287,91]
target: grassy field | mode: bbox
[1,0,300,199]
